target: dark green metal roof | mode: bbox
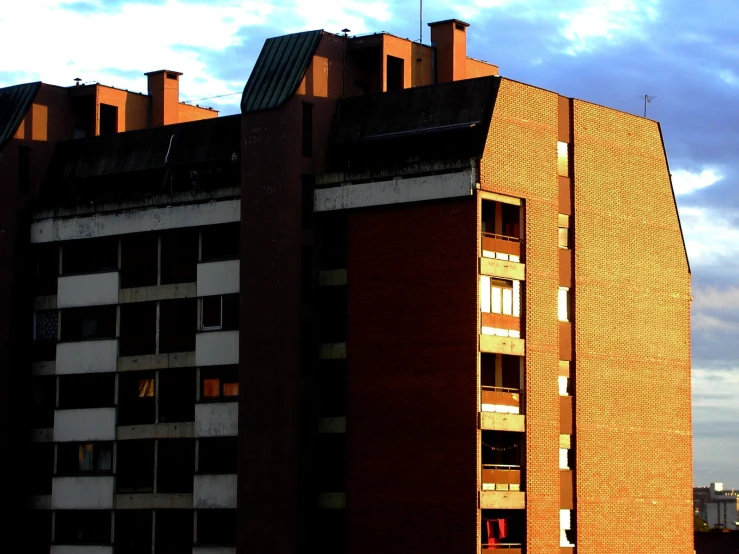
[0,81,40,150]
[241,30,322,113]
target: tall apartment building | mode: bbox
[696,484,739,530]
[0,18,692,554]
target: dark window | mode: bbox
[315,509,346,554]
[301,174,315,230]
[316,434,346,492]
[58,373,115,409]
[33,310,58,361]
[157,439,194,493]
[29,510,52,554]
[301,247,314,301]
[197,509,236,547]
[386,55,404,92]
[481,509,525,548]
[120,233,157,288]
[201,223,239,261]
[35,243,58,296]
[318,285,347,343]
[62,237,118,275]
[31,376,55,428]
[198,438,237,474]
[55,510,111,545]
[117,371,155,425]
[302,102,313,157]
[99,104,118,135]
[18,145,30,194]
[57,442,113,475]
[159,368,195,423]
[119,302,156,356]
[28,443,54,494]
[116,440,154,493]
[114,510,152,554]
[200,365,238,401]
[60,305,116,341]
[159,298,196,353]
[317,359,347,417]
[155,510,193,553]
[317,212,347,270]
[160,229,197,285]
[200,294,238,331]
[481,430,522,468]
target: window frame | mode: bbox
[200,366,239,402]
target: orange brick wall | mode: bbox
[480,78,562,552]
[572,101,692,554]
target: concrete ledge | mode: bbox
[119,282,196,304]
[57,339,118,374]
[480,335,525,356]
[34,295,57,310]
[58,271,119,308]
[320,343,346,360]
[117,422,194,441]
[31,428,54,443]
[52,547,112,554]
[115,493,193,510]
[195,403,238,437]
[479,490,526,509]
[194,474,237,509]
[196,330,239,367]
[480,257,525,281]
[193,548,236,554]
[32,360,56,376]
[118,351,195,371]
[31,495,51,510]
[318,492,346,509]
[55,408,116,442]
[319,269,347,286]
[480,412,525,433]
[52,476,114,509]
[318,417,346,434]
[197,259,240,296]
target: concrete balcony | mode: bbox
[480,490,526,510]
[52,476,114,509]
[197,259,240,296]
[481,387,521,414]
[480,335,524,356]
[115,493,193,510]
[195,402,238,437]
[54,408,116,442]
[482,233,521,262]
[196,330,239,367]
[56,339,118,374]
[480,257,525,281]
[194,549,236,554]
[480,412,525,433]
[51,547,112,554]
[57,271,119,308]
[194,474,237,509]
[482,465,521,492]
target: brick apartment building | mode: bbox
[0,18,692,554]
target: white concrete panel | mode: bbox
[54,408,116,442]
[52,476,114,509]
[32,199,240,243]
[196,330,239,367]
[194,474,237,509]
[315,170,474,212]
[58,271,119,308]
[197,260,240,297]
[193,548,236,554]
[52,546,113,554]
[195,403,238,437]
[56,339,118,374]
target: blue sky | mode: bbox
[1,0,737,489]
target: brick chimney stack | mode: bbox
[145,70,182,127]
[428,19,469,84]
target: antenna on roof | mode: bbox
[74,77,81,87]
[419,0,423,43]
[643,94,656,118]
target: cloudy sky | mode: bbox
[1,0,737,489]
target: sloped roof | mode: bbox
[241,30,322,113]
[327,75,500,172]
[0,81,40,150]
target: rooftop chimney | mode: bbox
[145,70,182,127]
[428,19,469,84]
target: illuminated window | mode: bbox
[481,277,521,317]
[559,448,570,470]
[557,141,569,177]
[201,366,238,401]
[558,287,570,322]
[558,376,569,396]
[558,227,570,249]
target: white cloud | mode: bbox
[693,286,739,311]
[719,69,739,88]
[672,167,723,195]
[678,206,739,267]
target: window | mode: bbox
[118,371,156,425]
[58,373,115,409]
[201,223,239,261]
[558,375,569,396]
[559,447,570,470]
[200,294,239,331]
[160,228,198,285]
[159,368,195,423]
[114,510,152,554]
[57,442,113,475]
[480,277,521,317]
[198,438,237,474]
[155,510,193,552]
[31,376,55,428]
[558,287,571,322]
[62,237,117,275]
[197,509,237,547]
[119,302,156,356]
[557,141,569,177]
[302,174,315,230]
[200,365,238,401]
[157,439,194,493]
[316,434,346,492]
[318,285,347,343]
[116,440,154,493]
[29,443,54,495]
[159,298,196,353]
[35,243,59,296]
[99,104,118,135]
[120,233,157,288]
[18,145,30,195]
[387,55,404,91]
[558,226,570,249]
[54,510,111,545]
[60,305,116,341]
[302,102,313,157]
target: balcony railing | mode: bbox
[482,233,521,259]
[481,386,521,414]
[481,464,521,491]
[482,545,523,552]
